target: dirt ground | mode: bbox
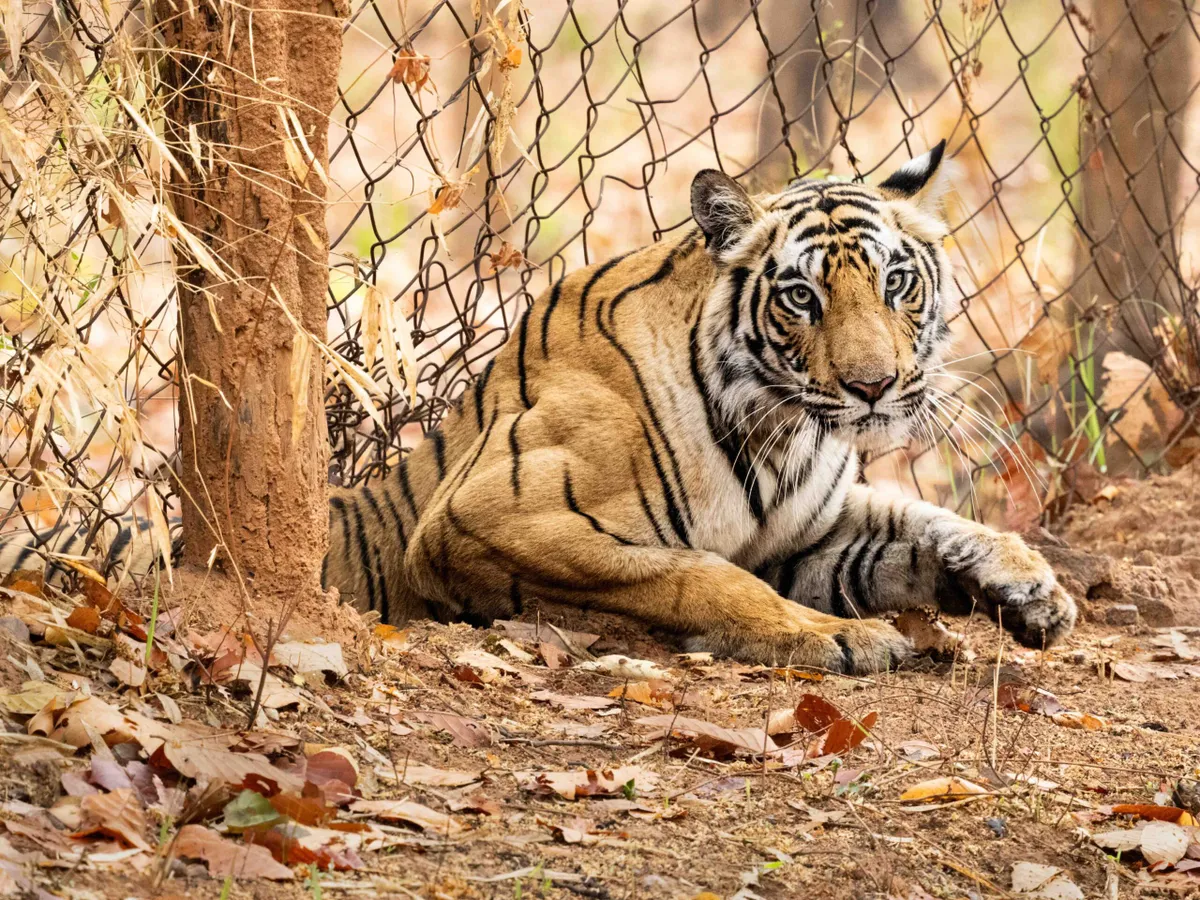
[1,469,1200,900]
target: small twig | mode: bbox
[497,737,625,750]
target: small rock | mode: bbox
[1130,595,1175,626]
[1133,549,1159,567]
[985,816,1007,838]
[1105,604,1139,626]
[1173,778,1200,816]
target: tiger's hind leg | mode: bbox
[403,431,910,674]
[765,485,1076,649]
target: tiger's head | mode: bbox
[692,142,953,452]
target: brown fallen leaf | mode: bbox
[811,711,878,757]
[792,694,843,733]
[407,710,493,747]
[374,763,480,787]
[494,621,599,655]
[349,799,465,835]
[538,642,571,670]
[636,714,777,757]
[529,690,615,710]
[73,789,150,850]
[1050,710,1107,730]
[66,606,101,635]
[173,823,293,880]
[608,680,674,708]
[516,766,660,801]
[305,748,359,792]
[900,776,990,804]
[1105,804,1192,823]
[155,743,303,794]
[109,657,147,688]
[0,681,68,716]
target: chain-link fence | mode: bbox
[3,0,1200,562]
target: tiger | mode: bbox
[319,140,1077,673]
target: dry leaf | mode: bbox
[578,655,671,681]
[388,46,431,90]
[1050,710,1107,730]
[349,799,465,835]
[537,642,571,669]
[900,776,990,803]
[529,691,614,710]
[608,681,673,708]
[516,766,660,801]
[1012,862,1084,899]
[636,714,777,756]
[0,681,67,715]
[494,621,599,654]
[374,763,480,787]
[157,744,303,794]
[109,657,146,688]
[66,607,101,634]
[273,641,348,678]
[792,694,843,733]
[74,789,150,850]
[173,824,293,880]
[407,710,493,747]
[1141,821,1191,866]
[487,242,525,272]
[813,711,878,756]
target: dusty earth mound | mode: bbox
[1050,459,1200,626]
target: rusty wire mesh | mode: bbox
[3,0,1200,560]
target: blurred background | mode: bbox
[3,0,1199,555]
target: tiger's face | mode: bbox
[692,143,954,451]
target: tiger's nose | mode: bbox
[841,374,896,404]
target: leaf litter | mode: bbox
[2,570,1200,897]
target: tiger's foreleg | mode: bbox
[771,485,1076,648]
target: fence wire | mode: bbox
[3,0,1200,563]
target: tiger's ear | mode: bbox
[691,169,757,255]
[879,140,949,218]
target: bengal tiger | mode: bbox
[321,140,1076,673]
[2,142,1077,673]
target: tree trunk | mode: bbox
[1076,0,1194,358]
[159,0,343,608]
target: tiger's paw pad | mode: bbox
[940,528,1077,648]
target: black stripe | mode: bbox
[349,503,378,612]
[473,358,495,430]
[633,465,669,546]
[381,490,407,549]
[509,412,524,497]
[517,307,533,409]
[688,320,765,524]
[361,486,385,527]
[105,523,134,571]
[845,535,875,616]
[372,540,389,623]
[726,266,751,335]
[320,555,329,590]
[398,460,418,519]
[563,469,634,545]
[829,540,859,619]
[540,278,565,357]
[431,430,446,480]
[578,255,626,339]
[641,421,690,546]
[593,259,695,530]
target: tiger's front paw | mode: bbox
[685,610,912,675]
[936,525,1077,648]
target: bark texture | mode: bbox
[160,0,344,604]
